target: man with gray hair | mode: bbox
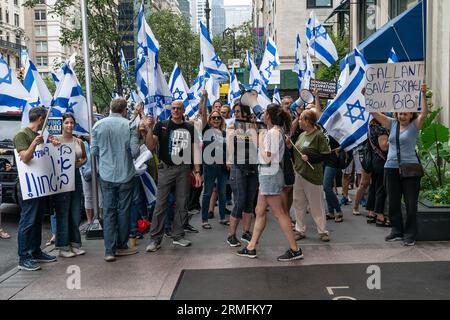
[91,97,140,262]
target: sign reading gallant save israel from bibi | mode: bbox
[365,61,425,112]
[14,143,75,200]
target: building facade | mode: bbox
[225,3,252,29]
[178,0,192,23]
[211,0,225,36]
[0,0,26,73]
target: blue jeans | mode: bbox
[54,170,83,249]
[130,177,145,236]
[323,166,342,214]
[17,194,47,262]
[50,214,57,235]
[201,165,227,222]
[100,177,134,256]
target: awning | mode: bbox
[324,0,350,23]
[342,0,426,69]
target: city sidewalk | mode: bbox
[1,193,450,300]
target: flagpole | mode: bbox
[80,0,99,221]
[422,0,426,81]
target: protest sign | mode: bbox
[47,117,63,136]
[310,79,337,98]
[365,61,425,112]
[14,143,75,200]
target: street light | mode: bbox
[222,28,237,59]
[205,0,211,34]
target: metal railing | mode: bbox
[0,38,25,51]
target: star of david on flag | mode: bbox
[306,11,338,67]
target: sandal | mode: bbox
[326,214,335,220]
[366,214,377,224]
[335,214,344,223]
[202,222,212,229]
[45,238,55,246]
[0,229,11,239]
[219,220,230,226]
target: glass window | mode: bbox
[14,13,19,26]
[35,10,46,21]
[0,8,2,22]
[359,0,377,41]
[36,41,47,52]
[14,0,18,5]
[6,10,9,23]
[307,0,333,8]
[36,56,48,67]
[389,0,417,18]
[35,25,47,36]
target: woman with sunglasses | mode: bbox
[200,91,228,229]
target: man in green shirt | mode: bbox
[13,107,57,271]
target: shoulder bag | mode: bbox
[396,121,424,178]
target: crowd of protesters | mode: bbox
[6,83,428,270]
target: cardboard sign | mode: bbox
[310,79,337,98]
[14,143,75,200]
[47,117,63,136]
[365,61,425,112]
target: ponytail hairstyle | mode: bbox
[266,103,291,132]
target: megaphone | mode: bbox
[292,89,314,111]
[240,90,264,119]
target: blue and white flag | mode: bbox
[258,85,272,111]
[186,62,207,118]
[259,38,280,85]
[120,48,131,81]
[272,86,281,104]
[21,57,53,127]
[51,70,61,86]
[140,171,157,207]
[52,63,90,136]
[246,50,263,92]
[319,49,369,151]
[200,21,229,81]
[0,54,30,114]
[205,77,221,107]
[293,33,306,89]
[337,55,350,94]
[228,69,241,105]
[306,11,338,67]
[302,52,315,90]
[168,63,190,107]
[387,47,399,63]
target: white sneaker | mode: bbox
[59,249,76,258]
[71,247,86,256]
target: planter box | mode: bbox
[416,200,450,241]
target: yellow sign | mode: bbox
[220,83,229,96]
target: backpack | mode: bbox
[360,141,373,173]
[337,149,353,170]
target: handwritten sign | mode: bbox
[310,79,337,98]
[365,61,424,112]
[47,117,62,136]
[14,143,75,200]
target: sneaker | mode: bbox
[320,233,330,242]
[116,247,138,256]
[104,255,116,262]
[59,249,76,258]
[241,231,252,243]
[352,208,361,216]
[236,247,257,259]
[277,248,304,262]
[173,238,191,247]
[146,241,161,252]
[34,251,57,262]
[164,230,173,238]
[293,231,306,241]
[71,247,86,256]
[385,233,403,242]
[403,239,416,246]
[18,259,41,271]
[227,235,241,247]
[184,224,199,233]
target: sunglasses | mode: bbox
[211,116,222,121]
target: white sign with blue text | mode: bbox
[14,143,75,200]
[365,61,424,112]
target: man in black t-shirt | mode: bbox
[145,101,202,251]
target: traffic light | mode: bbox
[19,67,25,81]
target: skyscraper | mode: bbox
[212,0,225,36]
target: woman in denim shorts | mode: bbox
[237,104,303,262]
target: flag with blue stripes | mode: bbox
[51,63,90,136]
[246,50,263,92]
[272,86,281,104]
[21,57,53,127]
[0,54,31,114]
[228,69,241,105]
[302,51,315,90]
[293,33,306,89]
[140,171,157,207]
[200,21,229,81]
[306,11,338,67]
[387,47,399,63]
[168,63,190,108]
[337,55,350,94]
[120,48,131,81]
[186,62,207,118]
[259,37,280,86]
[319,48,369,151]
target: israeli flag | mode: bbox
[51,70,61,86]
[246,50,263,91]
[228,69,241,105]
[306,11,338,67]
[293,33,306,89]
[52,63,90,135]
[302,52,315,90]
[388,47,399,63]
[130,90,142,104]
[319,48,369,151]
[272,86,281,104]
[168,63,190,107]
[120,48,131,81]
[140,171,157,207]
[337,55,350,94]
[21,57,53,127]
[0,54,31,114]
[186,63,207,118]
[259,38,280,85]
[200,21,229,81]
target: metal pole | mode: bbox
[80,0,99,220]
[205,0,211,34]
